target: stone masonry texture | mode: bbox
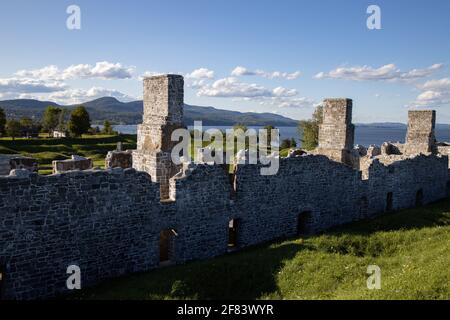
[1,75,450,300]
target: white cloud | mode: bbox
[272,86,298,97]
[88,61,134,79]
[259,96,316,109]
[420,78,450,91]
[197,77,298,98]
[15,65,61,81]
[231,66,301,80]
[15,61,135,80]
[0,77,66,93]
[48,87,136,104]
[411,77,450,107]
[315,63,443,82]
[186,68,215,79]
[197,77,271,98]
[187,79,207,89]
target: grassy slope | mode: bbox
[74,198,450,300]
[0,135,137,174]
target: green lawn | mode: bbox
[73,198,450,300]
[0,134,137,174]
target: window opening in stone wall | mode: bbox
[0,265,5,300]
[228,219,239,249]
[386,192,393,212]
[415,189,424,207]
[359,197,369,219]
[297,211,313,236]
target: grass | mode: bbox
[72,198,450,300]
[0,134,137,174]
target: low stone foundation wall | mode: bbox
[52,155,93,174]
[0,155,38,175]
[105,150,133,169]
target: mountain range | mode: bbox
[0,97,299,126]
[2,97,450,129]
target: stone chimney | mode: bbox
[404,110,436,154]
[133,75,185,200]
[316,98,355,165]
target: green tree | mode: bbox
[0,107,6,136]
[290,138,297,148]
[5,119,21,140]
[57,108,68,132]
[19,118,34,138]
[280,138,292,150]
[101,120,115,135]
[42,106,62,136]
[68,106,91,137]
[298,105,323,150]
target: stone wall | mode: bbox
[133,75,185,200]
[52,156,93,174]
[2,75,450,300]
[405,110,436,154]
[1,151,448,300]
[105,150,133,169]
[0,155,38,175]
[316,99,354,165]
[0,168,162,299]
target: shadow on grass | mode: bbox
[326,197,450,237]
[72,242,303,300]
[70,198,450,299]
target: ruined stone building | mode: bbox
[1,74,449,299]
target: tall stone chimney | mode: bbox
[316,98,355,165]
[405,110,436,154]
[133,75,185,200]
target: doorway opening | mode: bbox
[297,211,313,236]
[159,229,177,265]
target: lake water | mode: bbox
[112,125,450,147]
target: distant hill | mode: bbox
[3,97,450,128]
[0,97,299,127]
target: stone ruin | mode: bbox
[0,155,38,175]
[52,155,93,174]
[105,143,133,169]
[132,75,186,200]
[1,74,450,300]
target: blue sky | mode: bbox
[0,0,449,123]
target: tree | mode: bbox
[19,117,35,138]
[298,105,323,150]
[0,107,6,136]
[101,120,115,135]
[68,106,91,137]
[290,138,297,148]
[5,119,21,140]
[280,138,297,150]
[42,106,62,136]
[57,108,68,132]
